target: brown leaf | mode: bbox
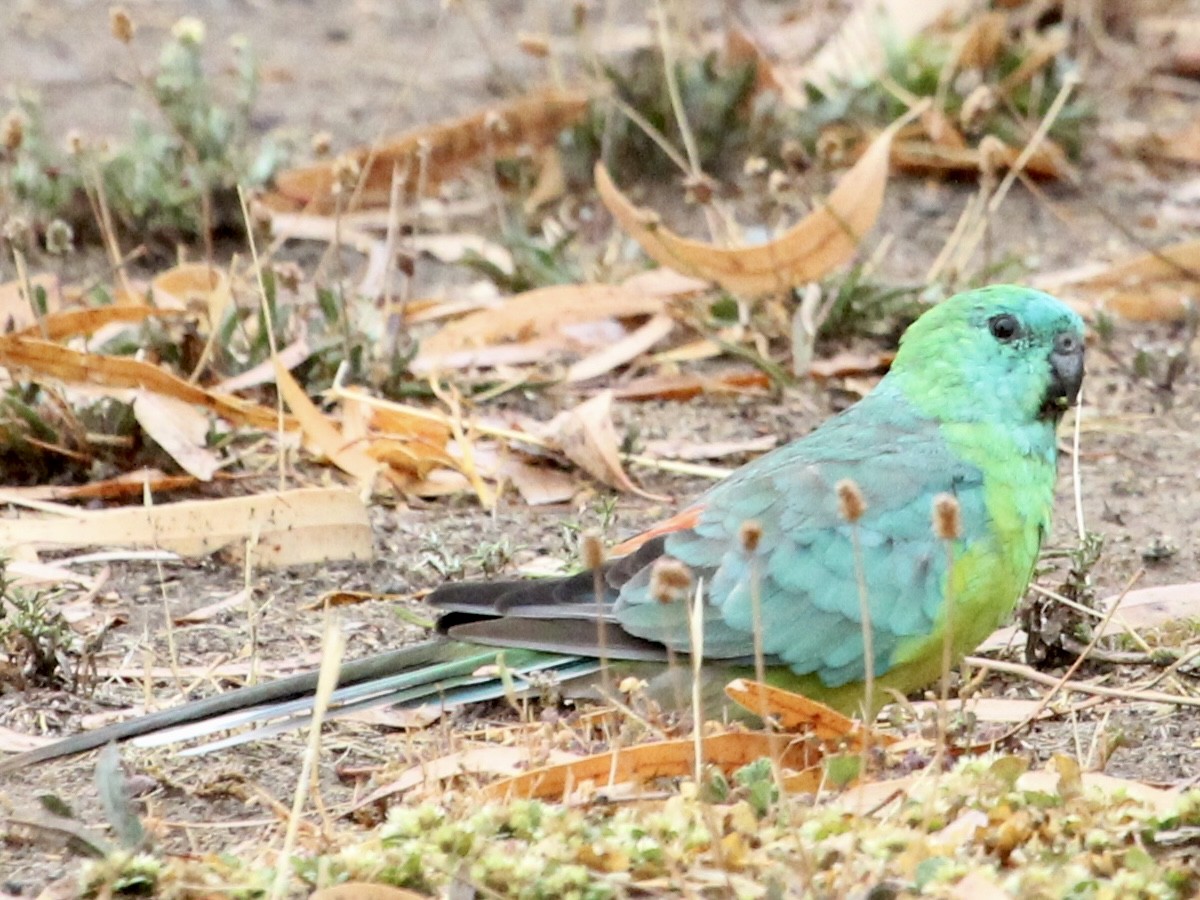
[1137,16,1200,77]
[890,138,1069,179]
[417,283,665,359]
[1036,238,1200,321]
[486,731,822,801]
[150,263,231,323]
[17,305,189,342]
[173,588,251,626]
[565,313,674,382]
[0,487,373,569]
[595,108,915,296]
[540,391,666,500]
[1096,582,1200,636]
[132,391,219,481]
[0,273,59,333]
[0,334,291,431]
[310,885,427,900]
[642,434,777,461]
[725,679,872,743]
[808,349,895,380]
[269,89,588,212]
[610,369,771,401]
[274,360,391,490]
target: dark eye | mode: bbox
[989,314,1020,342]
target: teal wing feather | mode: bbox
[615,385,989,687]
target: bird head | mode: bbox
[888,285,1085,425]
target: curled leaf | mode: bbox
[595,108,919,296]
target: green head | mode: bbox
[887,285,1085,425]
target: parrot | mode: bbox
[0,284,1085,772]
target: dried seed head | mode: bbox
[310,131,333,158]
[618,675,647,695]
[683,174,716,206]
[44,219,74,256]
[581,530,605,571]
[1,110,25,154]
[2,216,30,248]
[517,33,551,58]
[273,261,303,293]
[109,6,136,44]
[766,169,792,198]
[739,520,763,554]
[171,16,206,45]
[331,153,361,195]
[932,493,962,541]
[649,557,693,604]
[64,129,85,156]
[959,84,996,133]
[836,479,866,524]
[743,156,768,178]
[780,138,811,172]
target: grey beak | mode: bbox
[1044,331,1084,416]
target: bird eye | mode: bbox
[988,314,1020,342]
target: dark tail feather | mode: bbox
[0,640,592,773]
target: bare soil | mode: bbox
[2,1,1200,895]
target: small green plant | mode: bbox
[561,48,756,182]
[783,25,1089,162]
[0,565,79,688]
[1,15,289,238]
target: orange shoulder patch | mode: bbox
[610,506,703,557]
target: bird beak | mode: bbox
[1042,331,1084,419]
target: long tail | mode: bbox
[0,640,598,774]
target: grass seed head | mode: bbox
[650,557,693,604]
[836,479,866,524]
[1,110,25,153]
[932,493,962,541]
[109,7,136,44]
[582,530,605,571]
[739,520,763,554]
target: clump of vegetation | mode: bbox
[1,14,288,240]
[73,755,1200,898]
[562,48,757,184]
[782,22,1089,162]
[0,565,79,688]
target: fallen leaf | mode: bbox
[1036,239,1200,321]
[17,305,190,342]
[273,359,391,490]
[173,588,251,626]
[787,0,971,102]
[352,744,582,811]
[269,89,588,212]
[610,369,771,401]
[150,263,231,324]
[643,435,777,461]
[0,334,290,431]
[1136,16,1200,77]
[540,391,666,500]
[498,456,579,506]
[132,391,220,481]
[725,679,889,744]
[808,349,895,380]
[565,313,674,382]
[416,283,665,359]
[0,273,59,333]
[485,731,822,801]
[0,487,373,569]
[595,107,916,296]
[891,137,1069,179]
[1097,582,1200,636]
[310,885,427,900]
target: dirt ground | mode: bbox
[2,0,1200,894]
